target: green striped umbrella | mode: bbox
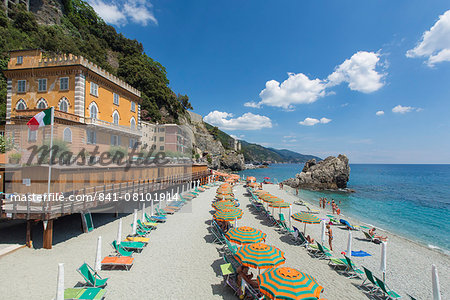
[225,226,267,245]
[258,267,323,300]
[291,212,320,235]
[235,243,285,272]
[269,201,290,216]
[212,202,235,211]
[213,208,243,221]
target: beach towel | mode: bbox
[351,250,371,257]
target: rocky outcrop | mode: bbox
[283,154,350,190]
[220,151,245,171]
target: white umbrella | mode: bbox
[182,184,185,194]
[321,220,326,245]
[234,217,238,228]
[380,241,387,281]
[346,230,352,257]
[116,219,122,245]
[432,264,441,300]
[132,209,138,235]
[141,203,146,221]
[151,198,154,216]
[56,263,64,300]
[94,236,102,272]
[177,186,180,196]
[288,205,292,229]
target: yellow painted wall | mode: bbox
[84,80,138,127]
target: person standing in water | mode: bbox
[326,224,333,251]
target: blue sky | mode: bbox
[89,0,450,163]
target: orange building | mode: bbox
[3,49,142,161]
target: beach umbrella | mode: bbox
[380,241,387,281]
[141,203,146,221]
[56,263,64,300]
[346,230,352,257]
[151,197,154,216]
[213,208,243,221]
[258,267,323,300]
[321,221,326,245]
[269,201,290,216]
[288,205,292,229]
[291,212,320,235]
[95,236,102,272]
[235,243,285,272]
[212,203,235,211]
[225,226,267,245]
[116,219,122,245]
[234,218,238,227]
[432,264,441,300]
[132,209,138,235]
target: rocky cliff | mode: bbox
[283,154,351,190]
[220,150,245,171]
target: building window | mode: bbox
[16,99,27,110]
[17,56,23,64]
[38,79,47,92]
[89,102,98,119]
[17,80,26,93]
[130,117,136,129]
[60,77,69,90]
[37,98,48,109]
[90,82,98,96]
[28,128,37,142]
[160,146,164,151]
[158,127,165,132]
[112,111,119,125]
[63,128,72,143]
[129,138,137,149]
[159,136,164,142]
[113,93,119,105]
[111,134,120,146]
[87,130,96,144]
[59,97,69,112]
[131,101,136,112]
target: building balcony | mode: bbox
[12,109,82,123]
[85,117,142,138]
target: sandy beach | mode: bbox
[0,182,448,299]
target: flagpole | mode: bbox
[47,107,54,202]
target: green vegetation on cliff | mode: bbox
[0,0,191,123]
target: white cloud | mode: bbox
[244,101,261,108]
[299,117,332,126]
[88,0,157,27]
[376,110,385,116]
[392,105,422,114]
[204,111,273,131]
[253,51,385,109]
[258,73,327,110]
[327,51,385,93]
[406,10,450,66]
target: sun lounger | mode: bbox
[77,263,108,288]
[224,237,238,255]
[362,230,382,244]
[112,240,133,257]
[210,220,226,244]
[343,255,364,279]
[361,266,380,294]
[101,256,134,271]
[340,219,358,230]
[125,236,149,243]
[137,219,156,230]
[64,287,106,300]
[375,276,402,299]
[316,243,333,259]
[145,213,166,223]
[113,239,145,252]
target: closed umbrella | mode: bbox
[380,241,387,281]
[116,219,122,245]
[141,203,146,221]
[346,230,352,257]
[432,264,441,300]
[94,236,102,272]
[56,263,64,300]
[321,221,326,245]
[132,209,138,235]
[288,205,292,229]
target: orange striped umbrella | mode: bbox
[213,208,243,221]
[258,267,323,300]
[235,243,285,270]
[291,212,320,235]
[212,201,235,210]
[225,226,267,245]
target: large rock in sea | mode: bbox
[283,154,350,190]
[220,151,245,171]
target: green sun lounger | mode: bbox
[361,266,380,294]
[316,243,333,259]
[375,277,402,299]
[77,263,108,288]
[343,255,364,278]
[114,239,145,252]
[224,237,238,255]
[64,287,106,299]
[112,240,133,257]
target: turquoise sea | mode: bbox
[239,164,450,254]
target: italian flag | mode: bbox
[27,107,53,131]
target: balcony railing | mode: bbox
[85,117,142,137]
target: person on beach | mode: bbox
[369,228,388,241]
[237,266,259,290]
[295,188,299,195]
[331,202,336,214]
[306,235,314,244]
[326,224,333,251]
[336,207,341,215]
[218,220,230,233]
